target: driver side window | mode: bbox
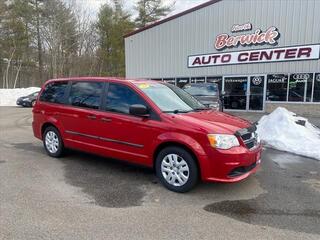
[105,83,146,114]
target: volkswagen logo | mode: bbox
[252,76,262,85]
[316,74,320,82]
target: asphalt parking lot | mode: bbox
[0,107,319,240]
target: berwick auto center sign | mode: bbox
[188,23,320,68]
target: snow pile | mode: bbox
[0,87,41,106]
[257,107,320,160]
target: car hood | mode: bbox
[167,110,251,134]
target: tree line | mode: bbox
[0,0,174,88]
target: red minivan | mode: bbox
[33,77,262,192]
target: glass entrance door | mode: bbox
[249,76,265,111]
[223,75,265,111]
[224,76,248,110]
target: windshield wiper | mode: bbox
[163,109,192,114]
[192,107,211,111]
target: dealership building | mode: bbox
[124,0,320,115]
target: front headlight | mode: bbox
[207,134,240,150]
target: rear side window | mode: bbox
[40,81,68,104]
[106,83,146,114]
[68,81,103,109]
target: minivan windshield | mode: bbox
[135,82,207,113]
[183,84,218,96]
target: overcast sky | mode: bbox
[76,0,209,18]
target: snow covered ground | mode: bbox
[0,87,40,106]
[257,107,320,161]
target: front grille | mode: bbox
[228,162,257,177]
[235,124,259,150]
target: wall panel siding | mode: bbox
[125,0,320,79]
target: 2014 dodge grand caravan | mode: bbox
[33,78,262,192]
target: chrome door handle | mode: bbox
[101,117,112,122]
[87,115,97,120]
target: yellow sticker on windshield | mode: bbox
[138,83,150,89]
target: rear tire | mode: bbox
[43,126,64,158]
[155,146,198,193]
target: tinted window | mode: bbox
[177,78,190,88]
[69,81,103,109]
[29,92,39,97]
[266,74,288,101]
[183,84,218,96]
[207,76,222,91]
[106,84,146,114]
[314,73,320,102]
[191,77,205,84]
[39,81,68,103]
[163,78,175,85]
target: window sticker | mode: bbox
[138,83,150,89]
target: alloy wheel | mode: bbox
[45,131,59,154]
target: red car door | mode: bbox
[96,82,163,166]
[59,81,105,151]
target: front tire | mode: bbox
[156,146,198,193]
[43,126,64,157]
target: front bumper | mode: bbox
[16,99,22,105]
[200,144,262,183]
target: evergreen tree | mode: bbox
[96,1,134,76]
[135,0,174,28]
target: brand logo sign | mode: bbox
[292,73,311,81]
[252,76,262,85]
[188,44,320,68]
[215,24,280,50]
[267,74,288,83]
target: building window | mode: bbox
[163,78,176,85]
[176,78,190,88]
[288,73,313,102]
[305,73,314,102]
[191,77,205,84]
[224,76,248,110]
[151,78,162,81]
[266,74,288,101]
[314,73,320,102]
[207,76,222,91]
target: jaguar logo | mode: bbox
[252,76,262,86]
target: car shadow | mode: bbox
[61,150,156,208]
[10,141,265,209]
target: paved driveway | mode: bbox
[0,107,319,240]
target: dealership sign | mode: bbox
[188,44,320,68]
[215,25,280,50]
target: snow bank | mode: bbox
[257,107,320,160]
[0,87,41,106]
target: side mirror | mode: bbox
[129,104,150,117]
